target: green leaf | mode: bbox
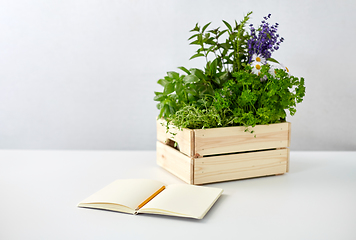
[188,33,199,40]
[213,77,220,85]
[167,71,179,80]
[190,68,206,80]
[158,106,164,118]
[205,38,216,45]
[234,20,239,30]
[189,53,204,60]
[210,58,218,75]
[183,74,199,83]
[208,27,220,35]
[220,43,230,50]
[156,102,162,109]
[178,66,190,75]
[206,45,215,55]
[175,82,183,94]
[187,93,196,102]
[222,20,232,32]
[190,23,200,32]
[169,105,175,115]
[197,34,203,44]
[218,29,228,38]
[163,104,170,117]
[186,89,197,95]
[157,78,169,87]
[153,93,166,101]
[164,76,173,82]
[267,58,280,64]
[218,72,228,81]
[202,22,212,33]
[164,82,175,94]
[189,39,201,45]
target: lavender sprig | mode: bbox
[247,14,284,63]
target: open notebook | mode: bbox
[78,179,223,219]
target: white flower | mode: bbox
[282,64,290,74]
[251,54,266,64]
[267,63,278,77]
[251,61,262,75]
[267,62,290,77]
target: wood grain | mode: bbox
[194,122,290,156]
[156,120,291,185]
[156,119,194,157]
[194,148,289,185]
[156,141,193,184]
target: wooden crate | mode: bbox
[156,119,291,185]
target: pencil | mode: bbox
[136,185,166,210]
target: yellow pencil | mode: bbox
[136,186,166,210]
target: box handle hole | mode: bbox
[165,139,180,151]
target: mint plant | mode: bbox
[154,12,305,130]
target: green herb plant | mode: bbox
[154,12,305,131]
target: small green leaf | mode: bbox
[218,29,228,38]
[267,58,280,64]
[167,71,179,79]
[163,104,170,117]
[183,74,199,83]
[157,78,169,87]
[164,76,173,82]
[190,68,206,80]
[164,82,175,94]
[186,89,197,95]
[205,38,216,45]
[158,106,164,118]
[175,82,183,94]
[202,22,212,33]
[210,58,218,75]
[206,45,215,55]
[197,34,203,44]
[218,72,228,81]
[190,23,200,32]
[188,33,199,40]
[222,20,232,32]
[189,39,201,45]
[153,93,166,101]
[189,53,204,60]
[169,105,175,115]
[220,43,230,50]
[178,66,190,75]
[187,93,195,102]
[213,77,220,85]
[156,102,162,109]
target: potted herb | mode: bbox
[154,12,305,185]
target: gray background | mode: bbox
[1,0,355,151]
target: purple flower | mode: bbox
[247,14,284,63]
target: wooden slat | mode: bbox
[156,119,194,157]
[156,141,194,184]
[287,122,291,147]
[194,122,290,156]
[194,148,289,185]
[286,148,290,172]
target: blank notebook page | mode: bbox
[80,179,165,210]
[141,184,223,218]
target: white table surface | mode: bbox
[1,150,355,240]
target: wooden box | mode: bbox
[156,119,291,185]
